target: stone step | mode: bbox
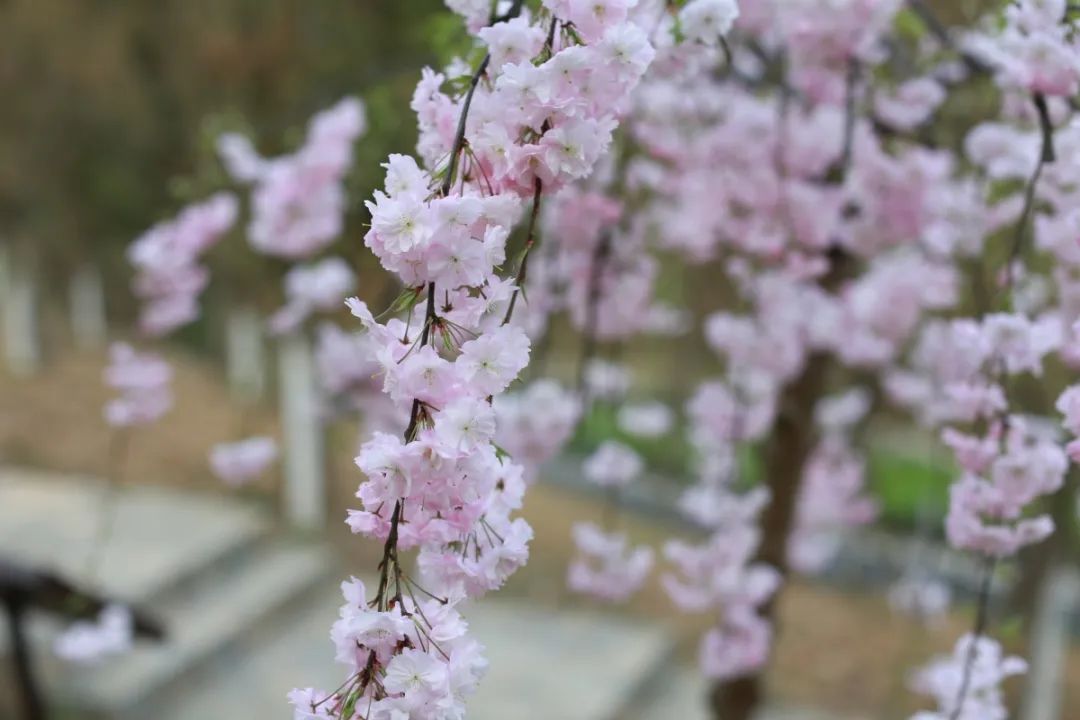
[49,540,336,719]
[465,602,674,720]
[0,467,270,604]
[159,584,345,720]
[159,586,677,720]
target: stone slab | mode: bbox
[466,602,673,720]
[55,541,335,716]
[0,467,268,602]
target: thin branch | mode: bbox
[441,56,491,198]
[948,557,997,720]
[501,177,544,325]
[1002,94,1056,299]
[838,59,860,181]
[906,0,994,76]
[576,230,613,396]
[1033,92,1057,164]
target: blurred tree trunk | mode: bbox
[708,352,830,720]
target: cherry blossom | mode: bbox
[127,193,237,336]
[494,380,581,480]
[874,78,947,131]
[964,0,1080,97]
[909,634,1027,720]
[567,522,654,602]
[680,0,741,46]
[209,436,279,487]
[102,343,173,428]
[54,604,134,664]
[582,440,644,488]
[220,97,366,259]
[889,573,952,626]
[269,257,357,335]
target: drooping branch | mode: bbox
[948,557,997,720]
[577,230,614,395]
[502,178,544,325]
[1003,93,1057,300]
[501,16,560,326]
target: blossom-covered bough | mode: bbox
[290,2,655,717]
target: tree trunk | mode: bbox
[709,351,831,720]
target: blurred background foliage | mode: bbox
[0,0,465,317]
[0,0,1055,536]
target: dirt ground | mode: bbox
[3,348,1078,718]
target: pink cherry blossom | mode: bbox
[54,605,133,664]
[221,97,366,259]
[102,343,173,428]
[910,634,1027,720]
[293,4,658,711]
[679,0,741,46]
[874,78,947,131]
[583,440,644,487]
[269,258,357,335]
[889,574,952,626]
[699,609,772,681]
[567,522,654,602]
[128,193,237,336]
[617,401,674,438]
[494,380,581,480]
[209,436,278,487]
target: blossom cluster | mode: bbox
[663,522,780,680]
[910,634,1027,720]
[102,342,174,428]
[219,97,366,259]
[269,257,358,335]
[567,522,654,602]
[788,389,878,574]
[620,0,1067,702]
[493,379,580,480]
[568,407,657,603]
[54,605,134,664]
[210,436,279,487]
[653,366,779,680]
[888,572,952,626]
[292,2,655,716]
[890,313,1067,557]
[289,578,486,720]
[127,192,238,336]
[964,0,1080,97]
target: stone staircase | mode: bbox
[0,468,335,720]
[1,468,847,720]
